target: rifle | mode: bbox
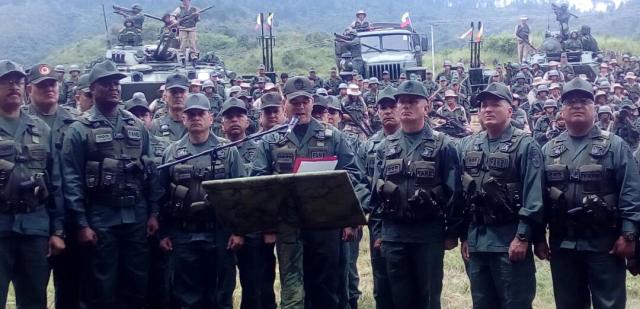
[516,33,537,52]
[176,5,215,27]
[112,4,135,15]
[157,117,299,170]
[428,111,472,137]
[341,101,374,137]
[144,13,165,22]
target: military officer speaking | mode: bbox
[251,76,367,309]
[370,80,462,309]
[458,82,544,309]
[61,60,160,308]
[537,77,640,309]
[156,93,245,308]
[0,60,64,308]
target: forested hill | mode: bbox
[1,0,639,67]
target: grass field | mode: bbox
[6,228,640,308]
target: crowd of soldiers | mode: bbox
[2,7,640,309]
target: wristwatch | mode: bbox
[623,233,636,242]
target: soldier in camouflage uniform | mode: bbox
[459,82,544,309]
[62,60,159,308]
[326,96,343,129]
[325,68,342,95]
[156,93,245,308]
[528,85,550,127]
[364,78,382,133]
[151,74,189,142]
[381,70,393,88]
[209,71,227,101]
[0,60,65,309]
[559,53,576,81]
[203,80,224,116]
[510,93,529,130]
[612,100,640,149]
[24,64,80,309]
[624,72,640,103]
[308,68,324,91]
[342,84,370,144]
[533,99,559,146]
[595,105,613,132]
[510,73,531,99]
[423,71,438,97]
[538,77,640,309]
[371,80,462,308]
[251,76,367,309]
[253,77,267,100]
[436,60,453,82]
[437,90,468,126]
[64,64,82,106]
[73,74,93,114]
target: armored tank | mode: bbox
[104,18,235,102]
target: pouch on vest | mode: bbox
[85,161,100,189]
[90,127,114,151]
[579,164,604,194]
[0,140,16,158]
[171,183,190,213]
[487,152,510,178]
[464,151,483,176]
[273,147,296,174]
[545,164,568,183]
[384,158,404,182]
[308,146,328,159]
[101,158,119,187]
[0,159,15,188]
[172,164,193,184]
[411,160,436,186]
[24,144,47,170]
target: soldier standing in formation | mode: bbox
[371,81,462,308]
[151,74,190,142]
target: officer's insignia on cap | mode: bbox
[39,65,50,75]
[294,78,304,90]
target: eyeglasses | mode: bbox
[0,78,25,86]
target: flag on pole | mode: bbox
[255,13,261,30]
[266,13,274,29]
[400,12,412,28]
[459,27,473,39]
[475,23,484,42]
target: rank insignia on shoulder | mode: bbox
[590,144,606,156]
[176,147,190,159]
[551,144,566,156]
[499,142,511,152]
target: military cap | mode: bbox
[221,97,247,115]
[229,85,242,94]
[316,88,328,96]
[399,73,407,79]
[346,84,361,96]
[394,80,428,100]
[165,73,189,90]
[561,77,595,102]
[369,77,380,85]
[356,10,366,16]
[610,59,618,65]
[595,90,606,98]
[536,85,549,94]
[184,93,211,112]
[89,60,126,85]
[258,64,266,70]
[327,96,342,111]
[476,82,512,103]
[382,70,390,75]
[338,83,348,90]
[444,89,458,98]
[68,64,81,73]
[0,60,26,79]
[27,64,57,84]
[125,96,149,113]
[443,60,452,66]
[597,105,613,115]
[283,76,314,100]
[438,76,448,82]
[548,70,559,76]
[202,80,215,89]
[54,65,65,73]
[376,86,397,105]
[308,68,316,73]
[75,74,91,93]
[312,94,328,108]
[355,75,363,81]
[543,99,557,109]
[520,63,530,70]
[456,62,465,68]
[132,92,147,101]
[260,92,283,109]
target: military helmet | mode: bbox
[132,3,142,11]
[595,90,607,98]
[443,60,452,67]
[202,80,215,89]
[597,105,613,115]
[515,72,526,80]
[368,77,380,85]
[543,99,557,109]
[315,88,329,96]
[548,70,559,77]
[132,92,147,101]
[68,64,81,73]
[438,76,448,82]
[327,96,342,111]
[356,10,366,17]
[338,83,348,90]
[549,83,561,90]
[536,85,549,94]
[598,81,611,89]
[54,65,65,73]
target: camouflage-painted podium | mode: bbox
[202,170,366,235]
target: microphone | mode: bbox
[286,116,300,134]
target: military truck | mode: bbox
[335,23,428,81]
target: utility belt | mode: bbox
[168,194,216,232]
[85,157,144,208]
[0,201,45,214]
[376,180,444,223]
[548,186,617,233]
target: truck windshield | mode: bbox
[360,34,412,53]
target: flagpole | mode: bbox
[430,24,435,75]
[269,12,274,72]
[260,13,266,68]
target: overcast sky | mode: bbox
[495,0,627,11]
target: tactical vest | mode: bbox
[544,131,617,234]
[270,124,335,174]
[168,139,230,232]
[377,131,446,222]
[0,122,49,213]
[364,137,383,178]
[462,129,526,225]
[79,113,147,208]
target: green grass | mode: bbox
[7,229,640,308]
